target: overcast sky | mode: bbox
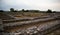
[0,0,60,11]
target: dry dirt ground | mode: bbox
[0,12,60,35]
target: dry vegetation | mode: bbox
[5,12,48,18]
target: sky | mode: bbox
[0,0,60,11]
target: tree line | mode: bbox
[0,8,56,13]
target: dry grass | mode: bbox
[13,12,48,18]
[4,12,48,18]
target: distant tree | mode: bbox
[0,10,4,12]
[10,8,14,12]
[34,10,40,12]
[46,9,52,13]
[22,9,25,12]
[26,10,29,12]
[53,11,56,13]
[24,10,29,12]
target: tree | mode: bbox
[0,10,4,12]
[47,9,52,13]
[53,11,56,13]
[22,9,25,12]
[10,8,14,12]
[26,10,29,12]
